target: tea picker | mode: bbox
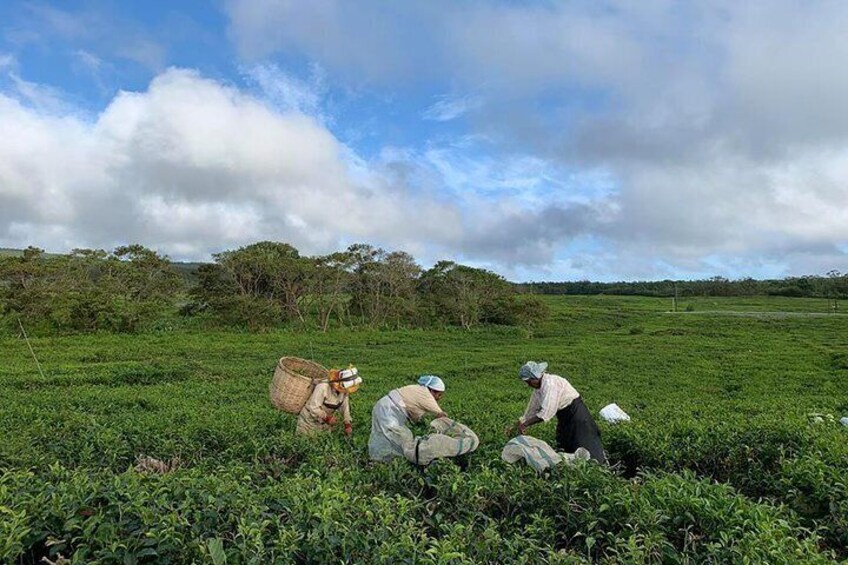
[269,357,362,436]
[296,366,362,435]
[507,361,607,464]
[369,375,479,465]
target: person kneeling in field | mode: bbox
[296,367,361,436]
[369,375,456,463]
[508,361,607,464]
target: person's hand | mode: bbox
[344,422,353,436]
[517,421,527,435]
[323,414,338,426]
[505,421,520,437]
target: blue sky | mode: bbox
[1,1,847,281]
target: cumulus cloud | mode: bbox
[0,68,594,265]
[225,0,848,277]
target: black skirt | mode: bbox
[555,397,606,464]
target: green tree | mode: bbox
[0,245,182,332]
[347,244,421,328]
[419,261,523,329]
[191,241,307,329]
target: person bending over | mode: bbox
[508,361,606,464]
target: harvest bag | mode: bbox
[269,357,328,414]
[501,435,589,472]
[404,417,480,466]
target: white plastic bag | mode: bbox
[599,403,630,423]
[840,417,848,427]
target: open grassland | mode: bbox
[1,296,846,563]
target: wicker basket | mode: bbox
[269,357,329,414]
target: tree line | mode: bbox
[528,273,848,300]
[0,242,547,333]
[3,242,844,334]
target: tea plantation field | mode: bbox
[1,296,847,563]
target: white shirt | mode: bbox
[520,373,580,423]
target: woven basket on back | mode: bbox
[269,357,329,414]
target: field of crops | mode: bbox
[2,295,847,563]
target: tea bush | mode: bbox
[1,296,846,562]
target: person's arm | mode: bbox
[517,415,543,434]
[429,399,448,419]
[342,395,352,424]
[535,381,560,423]
[342,396,353,435]
[424,391,448,419]
[509,392,541,435]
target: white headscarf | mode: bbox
[418,375,445,392]
[519,361,547,381]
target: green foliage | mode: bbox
[419,261,540,329]
[346,244,422,328]
[1,296,846,562]
[189,242,547,331]
[0,245,181,333]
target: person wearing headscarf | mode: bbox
[368,375,449,462]
[296,366,362,436]
[509,361,606,463]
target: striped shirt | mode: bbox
[520,373,580,423]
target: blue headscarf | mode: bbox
[418,374,445,392]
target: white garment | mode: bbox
[520,373,580,423]
[368,391,412,462]
[368,392,478,465]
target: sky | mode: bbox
[1,1,847,282]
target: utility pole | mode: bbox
[672,282,678,312]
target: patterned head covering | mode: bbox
[519,361,547,381]
[418,374,445,392]
[330,366,362,394]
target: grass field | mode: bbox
[2,296,847,563]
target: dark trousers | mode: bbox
[555,397,606,464]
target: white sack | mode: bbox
[403,417,479,466]
[501,435,589,473]
[599,403,631,423]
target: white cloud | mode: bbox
[243,63,328,121]
[115,37,166,71]
[6,72,71,113]
[422,93,481,122]
[73,50,103,73]
[9,3,167,72]
[224,0,848,277]
[0,68,594,265]
[0,53,16,70]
